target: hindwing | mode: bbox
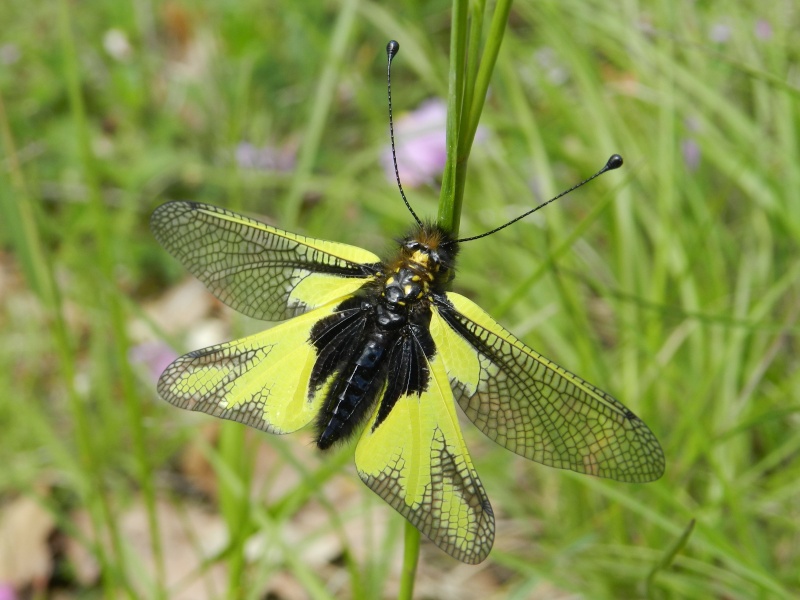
[432,292,665,483]
[157,298,363,434]
[150,201,380,321]
[355,333,494,564]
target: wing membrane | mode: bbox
[355,339,494,564]
[432,292,665,483]
[151,201,380,321]
[157,299,358,433]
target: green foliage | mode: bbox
[1,0,798,597]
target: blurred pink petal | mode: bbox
[381,99,447,188]
[681,138,701,171]
[0,584,17,600]
[235,142,296,172]
[754,19,772,41]
[129,341,178,383]
[381,99,487,189]
[709,22,731,43]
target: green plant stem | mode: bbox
[218,422,252,598]
[458,0,486,148]
[398,3,513,593]
[450,0,514,233]
[438,0,513,235]
[437,0,469,233]
[398,521,421,600]
[463,0,513,155]
[646,518,696,599]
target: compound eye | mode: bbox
[405,240,422,251]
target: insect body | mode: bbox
[151,203,664,563]
[311,224,455,450]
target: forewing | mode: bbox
[157,299,358,433]
[151,201,380,321]
[355,338,494,564]
[432,292,665,483]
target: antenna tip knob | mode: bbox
[387,40,400,59]
[606,154,624,170]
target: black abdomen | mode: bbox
[309,268,438,450]
[316,329,394,449]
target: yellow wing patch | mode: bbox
[157,299,346,434]
[287,272,369,311]
[355,349,494,564]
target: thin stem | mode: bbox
[437,0,470,234]
[438,0,513,235]
[450,0,514,231]
[464,0,514,155]
[219,422,253,598]
[398,521,421,600]
[458,0,486,152]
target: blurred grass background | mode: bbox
[1,0,798,598]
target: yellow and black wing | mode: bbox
[354,335,495,564]
[152,201,379,431]
[150,201,380,321]
[157,298,362,433]
[432,292,665,483]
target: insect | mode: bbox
[151,41,664,564]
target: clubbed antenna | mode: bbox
[450,154,624,244]
[385,40,422,227]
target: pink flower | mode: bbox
[709,22,732,43]
[129,341,178,384]
[381,99,449,188]
[681,117,701,171]
[380,99,488,188]
[0,584,17,600]
[235,142,296,172]
[681,138,701,172]
[754,19,773,41]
